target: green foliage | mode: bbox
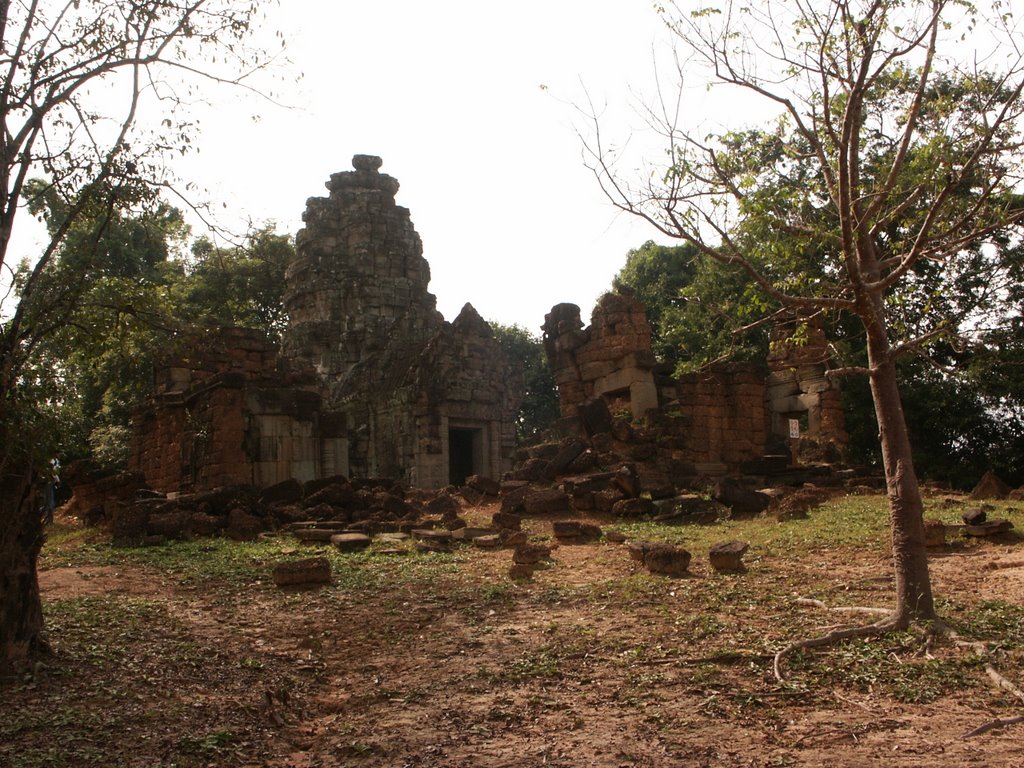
[613,240,774,372]
[489,321,561,443]
[174,226,294,342]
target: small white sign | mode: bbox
[788,418,801,439]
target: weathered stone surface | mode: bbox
[651,495,724,524]
[259,478,303,506]
[523,489,570,514]
[628,541,691,576]
[226,508,266,541]
[491,511,522,531]
[605,530,628,543]
[426,493,461,516]
[962,507,988,526]
[500,485,531,514]
[923,520,946,548]
[552,521,603,543]
[709,540,749,573]
[578,397,613,437]
[969,470,1012,500]
[611,497,654,517]
[293,528,337,542]
[543,439,588,480]
[513,543,553,565]
[612,464,641,498]
[331,533,372,551]
[411,528,453,542]
[594,489,626,513]
[451,527,495,541]
[965,519,1014,537]
[712,478,771,516]
[473,534,502,548]
[466,474,501,497]
[272,557,331,587]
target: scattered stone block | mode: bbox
[612,497,653,517]
[411,529,453,542]
[709,540,749,572]
[627,541,692,576]
[965,519,1014,537]
[466,474,501,497]
[612,464,641,498]
[513,543,553,565]
[594,489,626,512]
[451,527,495,541]
[552,521,603,543]
[712,478,770,516]
[272,557,331,587]
[473,534,502,548]
[923,519,946,548]
[969,470,1012,501]
[491,512,522,531]
[962,508,988,526]
[500,530,529,547]
[259,478,303,506]
[508,563,537,580]
[605,530,628,544]
[523,488,570,514]
[293,528,338,543]
[330,533,372,552]
[226,508,266,541]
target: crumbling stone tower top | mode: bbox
[283,154,444,379]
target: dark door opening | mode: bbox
[448,427,478,486]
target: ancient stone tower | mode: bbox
[283,155,522,487]
[283,154,442,380]
[131,155,522,492]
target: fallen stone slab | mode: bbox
[294,528,340,543]
[513,543,553,565]
[965,519,1014,537]
[924,519,946,548]
[272,557,331,587]
[552,520,603,543]
[491,512,522,531]
[451,526,497,541]
[414,541,452,554]
[523,489,571,514]
[627,541,691,576]
[473,534,502,548]
[411,528,453,542]
[962,507,988,526]
[612,497,654,517]
[709,540,749,573]
[330,533,372,552]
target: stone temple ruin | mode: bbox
[124,153,846,508]
[129,155,522,494]
[541,293,848,481]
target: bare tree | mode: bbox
[0,0,277,676]
[587,0,1024,666]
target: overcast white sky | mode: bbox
[171,0,685,333]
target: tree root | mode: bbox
[774,612,903,682]
[779,600,1024,736]
[961,715,1024,739]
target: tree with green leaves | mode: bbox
[489,322,560,444]
[0,0,275,676]
[587,0,1024,675]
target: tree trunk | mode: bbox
[0,467,46,679]
[865,331,937,624]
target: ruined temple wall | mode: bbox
[674,363,768,466]
[543,293,658,421]
[129,329,325,493]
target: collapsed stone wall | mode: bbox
[675,363,768,467]
[542,293,659,421]
[766,316,847,462]
[129,328,326,493]
[542,292,846,472]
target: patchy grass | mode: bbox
[13,495,1024,767]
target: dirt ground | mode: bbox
[9,498,1024,768]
